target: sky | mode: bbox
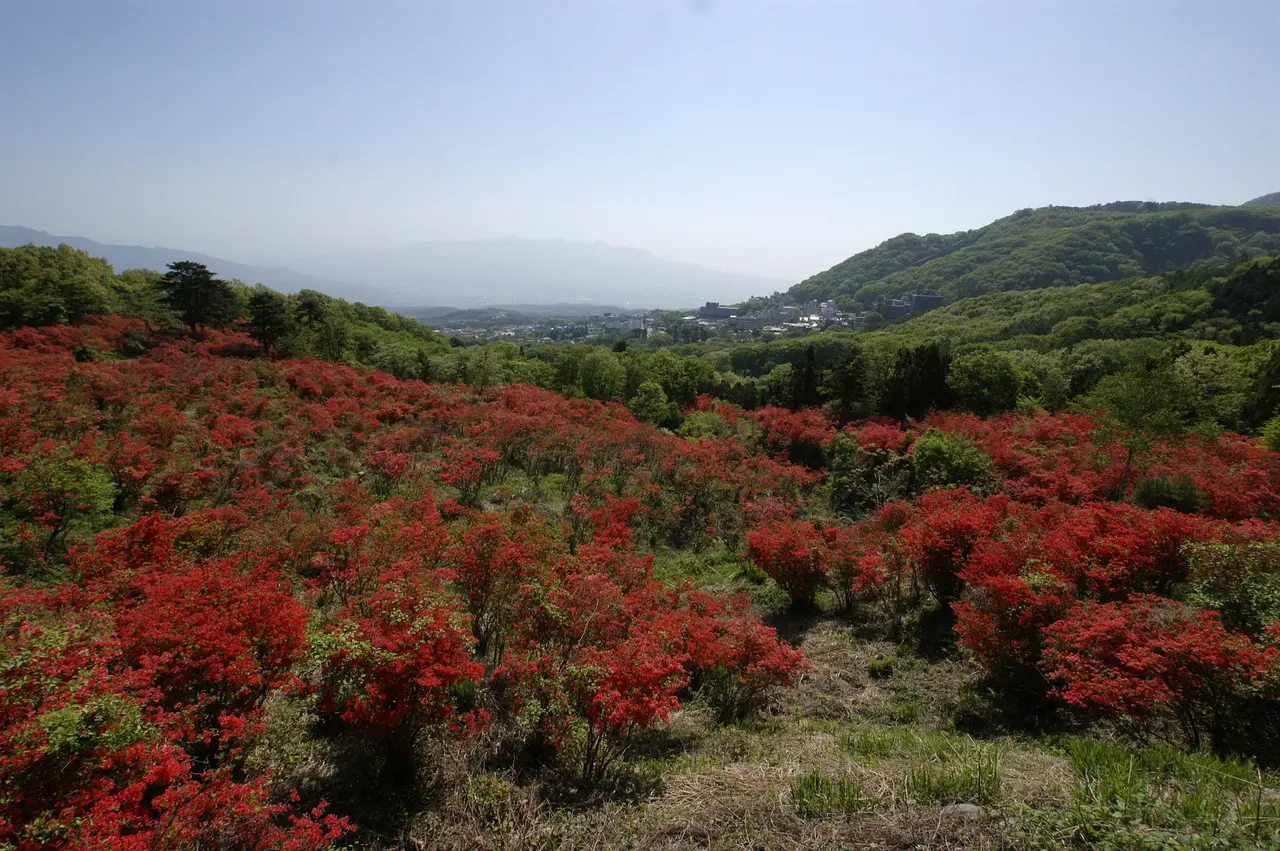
[1,0,1278,282]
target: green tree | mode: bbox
[1074,365,1186,499]
[113,268,172,323]
[825,343,869,420]
[788,345,820,410]
[156,261,240,330]
[947,349,1028,416]
[295,289,331,327]
[910,429,993,491]
[1243,347,1280,429]
[579,349,625,401]
[628,379,674,425]
[314,313,351,361]
[5,448,116,552]
[0,244,116,328]
[245,285,290,352]
[881,343,950,420]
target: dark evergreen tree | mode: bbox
[788,345,820,410]
[826,343,868,421]
[246,285,289,352]
[880,343,951,420]
[156,261,239,330]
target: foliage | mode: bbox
[790,204,1280,304]
[1043,596,1279,759]
[157,261,241,331]
[909,428,993,491]
[315,567,484,784]
[8,245,1280,840]
[746,520,828,606]
[947,348,1032,416]
[1132,473,1209,513]
[628,379,675,426]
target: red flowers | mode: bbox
[747,519,829,605]
[1043,596,1278,748]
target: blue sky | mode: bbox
[2,0,1277,280]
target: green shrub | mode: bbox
[1132,474,1209,513]
[1183,540,1280,638]
[1263,414,1280,452]
[910,429,992,491]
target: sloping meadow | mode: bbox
[1,320,1278,848]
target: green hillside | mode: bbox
[790,202,1280,306]
[1244,191,1280,207]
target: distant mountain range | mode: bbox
[789,198,1280,305]
[276,238,784,309]
[0,226,784,310]
[0,226,400,305]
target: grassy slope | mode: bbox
[261,540,1280,850]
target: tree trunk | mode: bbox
[1116,446,1136,500]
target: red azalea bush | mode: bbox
[1042,596,1280,752]
[315,566,485,784]
[746,519,829,605]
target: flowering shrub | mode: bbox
[314,568,484,784]
[1043,596,1278,752]
[746,519,829,605]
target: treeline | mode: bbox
[528,256,1280,435]
[10,241,1280,439]
[0,243,453,370]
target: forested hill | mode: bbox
[1244,191,1280,207]
[789,202,1280,307]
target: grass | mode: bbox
[840,724,966,764]
[903,745,1002,805]
[790,772,873,816]
[1062,738,1280,839]
[650,546,749,589]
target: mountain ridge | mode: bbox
[277,238,786,308]
[1244,192,1280,207]
[788,201,1280,307]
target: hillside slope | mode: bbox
[789,202,1280,306]
[1244,191,1280,207]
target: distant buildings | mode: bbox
[910,290,945,312]
[602,313,656,336]
[697,302,739,320]
[874,296,913,321]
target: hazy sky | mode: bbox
[2,0,1277,281]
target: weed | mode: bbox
[1062,738,1280,843]
[867,657,895,680]
[791,772,872,816]
[889,699,921,724]
[903,743,1002,805]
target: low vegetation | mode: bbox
[2,246,1280,848]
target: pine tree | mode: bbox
[156,261,239,330]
